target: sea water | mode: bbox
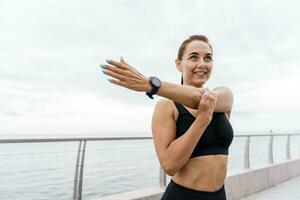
[0,134,299,200]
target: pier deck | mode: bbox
[242,176,300,200]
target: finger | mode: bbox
[107,59,134,71]
[207,92,214,99]
[210,90,218,99]
[120,56,129,65]
[106,59,128,70]
[202,90,209,98]
[199,88,206,95]
[207,88,216,98]
[206,88,214,95]
[205,94,215,106]
[120,56,128,65]
[205,89,216,99]
[102,68,128,82]
[201,92,208,102]
[102,64,130,77]
[108,78,124,86]
[208,94,217,103]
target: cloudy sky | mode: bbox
[0,0,299,137]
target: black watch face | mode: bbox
[152,77,161,87]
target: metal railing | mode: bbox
[0,133,300,198]
[234,133,300,169]
[0,136,152,200]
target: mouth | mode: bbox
[193,71,207,77]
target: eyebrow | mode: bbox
[188,52,212,56]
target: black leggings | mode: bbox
[161,179,227,200]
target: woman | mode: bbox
[100,35,234,200]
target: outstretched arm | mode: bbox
[100,58,233,113]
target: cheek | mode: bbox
[186,61,197,69]
[206,65,213,77]
[181,62,194,73]
[208,64,213,72]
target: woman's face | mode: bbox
[176,40,213,88]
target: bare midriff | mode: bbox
[172,155,228,192]
[171,100,229,192]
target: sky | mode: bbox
[0,0,300,137]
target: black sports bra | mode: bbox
[174,101,234,158]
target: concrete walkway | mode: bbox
[241,176,300,200]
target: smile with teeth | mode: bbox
[194,71,207,76]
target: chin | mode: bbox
[195,79,206,84]
[192,81,206,88]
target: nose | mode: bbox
[196,58,207,69]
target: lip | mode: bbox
[193,71,207,75]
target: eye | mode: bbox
[189,55,198,60]
[204,56,212,62]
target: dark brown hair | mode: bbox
[178,35,213,84]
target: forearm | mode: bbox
[152,81,232,113]
[164,114,210,175]
[102,61,202,109]
[153,81,200,109]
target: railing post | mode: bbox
[73,140,87,200]
[286,134,291,159]
[77,140,87,200]
[268,135,274,164]
[244,136,250,169]
[73,141,82,200]
[159,165,166,188]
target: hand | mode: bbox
[100,57,151,92]
[197,88,218,120]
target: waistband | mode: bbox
[170,179,225,195]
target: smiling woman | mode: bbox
[100,34,234,200]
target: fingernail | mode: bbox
[100,64,105,68]
[102,69,107,74]
[106,59,111,63]
[108,78,113,82]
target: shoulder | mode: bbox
[212,86,234,115]
[155,98,172,106]
[155,98,175,111]
[212,86,233,94]
[212,86,234,100]
[154,98,177,119]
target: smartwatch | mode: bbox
[146,76,161,99]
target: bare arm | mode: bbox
[102,59,203,109]
[154,83,234,113]
[152,99,211,176]
[101,59,233,112]
[154,81,203,109]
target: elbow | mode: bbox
[162,162,177,176]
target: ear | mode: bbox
[175,59,182,72]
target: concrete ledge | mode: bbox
[231,167,270,198]
[96,158,300,200]
[226,158,300,200]
[268,161,289,186]
[287,158,300,178]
